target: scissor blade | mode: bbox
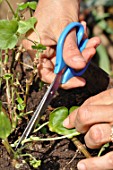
[15,71,63,150]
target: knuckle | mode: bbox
[108,88,113,98]
[107,152,113,167]
[83,96,94,105]
[88,125,102,144]
[77,106,91,124]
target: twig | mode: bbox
[71,137,92,158]
[63,150,79,169]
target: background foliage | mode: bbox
[81,0,113,75]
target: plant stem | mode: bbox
[25,37,36,45]
[4,50,9,65]
[22,132,80,145]
[2,138,13,155]
[29,9,33,17]
[24,72,34,111]
[15,45,23,61]
[71,137,92,158]
[33,121,49,133]
[98,143,110,157]
[33,28,40,44]
[5,0,16,17]
[0,50,2,89]
[6,79,12,115]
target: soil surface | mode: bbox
[0,53,113,170]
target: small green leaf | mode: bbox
[18,1,37,11]
[18,2,28,10]
[69,106,79,114]
[18,17,37,34]
[0,102,12,139]
[28,1,37,10]
[0,0,3,4]
[41,127,47,134]
[32,44,46,50]
[98,143,110,156]
[17,96,24,104]
[97,44,111,74]
[0,20,18,49]
[92,10,110,21]
[29,159,41,168]
[17,103,25,111]
[3,73,12,80]
[98,20,113,34]
[49,107,76,138]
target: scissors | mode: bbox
[15,22,90,150]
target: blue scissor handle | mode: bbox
[54,22,90,84]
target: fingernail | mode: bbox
[63,117,69,127]
[77,163,86,170]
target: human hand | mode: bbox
[23,0,100,89]
[63,88,113,169]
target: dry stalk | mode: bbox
[71,137,92,158]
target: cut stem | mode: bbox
[71,137,92,158]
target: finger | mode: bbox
[75,104,113,133]
[63,29,87,70]
[80,21,88,39]
[85,37,101,48]
[39,65,86,89]
[85,123,111,149]
[63,29,100,70]
[38,56,86,88]
[81,37,101,62]
[63,108,78,128]
[83,89,113,106]
[61,76,86,89]
[77,151,113,170]
[82,47,96,62]
[63,104,113,131]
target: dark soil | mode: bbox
[0,53,113,170]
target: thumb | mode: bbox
[63,29,86,70]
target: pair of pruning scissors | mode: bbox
[15,22,90,150]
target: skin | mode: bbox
[23,0,111,169]
[63,88,113,170]
[23,0,100,89]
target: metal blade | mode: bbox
[15,71,63,150]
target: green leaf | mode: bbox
[49,107,76,138]
[18,1,37,11]
[0,102,12,139]
[29,159,41,168]
[98,143,110,156]
[86,0,113,7]
[32,44,46,50]
[97,44,111,74]
[28,1,37,10]
[18,17,37,34]
[3,73,12,80]
[92,10,110,21]
[18,3,28,10]
[98,20,113,34]
[17,103,25,111]
[0,20,18,49]
[69,106,79,114]
[17,96,24,104]
[0,0,3,4]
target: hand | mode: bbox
[23,0,100,89]
[63,88,113,169]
